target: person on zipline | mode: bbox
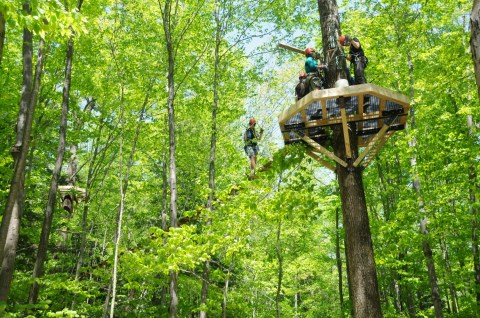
[295,71,308,101]
[304,47,327,93]
[244,118,263,178]
[340,35,370,111]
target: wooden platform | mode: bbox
[278,83,410,170]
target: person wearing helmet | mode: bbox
[295,71,308,101]
[244,118,263,178]
[304,47,327,93]
[340,35,370,111]
[339,34,368,85]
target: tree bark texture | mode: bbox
[317,0,383,317]
[161,0,179,316]
[222,268,230,318]
[440,239,459,313]
[110,107,125,318]
[109,85,149,318]
[471,164,480,312]
[467,113,480,312]
[335,207,345,316]
[336,157,382,318]
[0,12,5,65]
[470,0,480,100]
[421,238,443,318]
[0,6,33,266]
[275,219,283,318]
[161,153,168,231]
[0,17,45,302]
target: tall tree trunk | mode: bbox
[76,195,90,281]
[162,153,168,231]
[470,0,480,99]
[0,12,5,65]
[0,4,33,266]
[59,142,78,250]
[160,0,179,315]
[109,98,125,318]
[467,114,480,313]
[109,85,149,318]
[28,1,82,298]
[294,273,299,318]
[275,219,283,318]
[0,7,45,300]
[317,1,382,317]
[221,264,232,318]
[335,207,345,316]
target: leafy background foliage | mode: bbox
[0,0,479,316]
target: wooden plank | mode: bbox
[340,106,352,159]
[307,150,336,171]
[358,93,365,115]
[353,124,390,167]
[362,131,394,168]
[301,109,308,124]
[277,43,305,55]
[321,100,327,119]
[366,84,410,105]
[379,98,386,126]
[298,133,348,167]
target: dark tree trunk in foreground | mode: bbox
[467,114,480,313]
[0,4,45,300]
[0,6,33,268]
[317,1,382,317]
[0,12,5,65]
[470,166,480,312]
[29,10,81,301]
[468,3,480,311]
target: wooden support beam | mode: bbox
[378,98,386,126]
[339,98,352,159]
[301,110,308,126]
[362,131,394,168]
[277,43,305,55]
[358,93,365,115]
[297,133,348,167]
[353,124,390,167]
[307,150,336,171]
[321,100,327,119]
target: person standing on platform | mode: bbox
[340,35,370,111]
[304,47,327,93]
[295,71,308,100]
[339,35,368,84]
